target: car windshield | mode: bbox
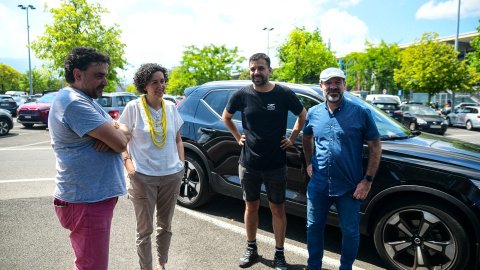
[410,106,438,116]
[37,93,57,103]
[374,96,399,103]
[345,93,410,139]
[374,103,398,110]
[307,87,410,140]
[0,97,14,101]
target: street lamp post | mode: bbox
[263,27,274,57]
[18,4,35,96]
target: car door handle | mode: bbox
[200,127,215,133]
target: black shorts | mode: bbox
[239,164,287,204]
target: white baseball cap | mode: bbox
[320,67,345,82]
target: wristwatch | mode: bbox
[364,175,373,182]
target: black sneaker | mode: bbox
[273,252,287,270]
[238,246,258,268]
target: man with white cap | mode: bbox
[301,67,382,270]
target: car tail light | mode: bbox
[394,110,403,115]
[108,110,120,119]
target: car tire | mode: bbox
[438,131,445,135]
[22,124,34,128]
[373,198,470,270]
[446,117,452,126]
[409,122,416,131]
[466,120,473,131]
[177,152,212,208]
[0,118,10,136]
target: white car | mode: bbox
[446,106,480,130]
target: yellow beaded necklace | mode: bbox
[142,95,167,148]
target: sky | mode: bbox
[1,0,480,84]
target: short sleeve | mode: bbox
[63,99,107,137]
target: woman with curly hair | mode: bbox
[118,63,184,270]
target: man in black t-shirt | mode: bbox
[223,53,306,270]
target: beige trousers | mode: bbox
[128,169,184,269]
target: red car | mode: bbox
[17,92,57,128]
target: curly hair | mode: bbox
[64,47,111,84]
[133,63,169,94]
[250,53,270,68]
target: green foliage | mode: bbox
[17,68,63,93]
[276,27,338,84]
[394,32,477,101]
[166,67,196,95]
[165,44,246,94]
[178,44,246,86]
[125,84,137,94]
[0,64,22,92]
[467,19,480,72]
[30,0,128,92]
[344,41,400,93]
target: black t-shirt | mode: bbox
[226,84,304,170]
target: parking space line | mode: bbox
[0,178,55,183]
[176,205,366,270]
[0,140,51,150]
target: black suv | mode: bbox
[177,80,480,270]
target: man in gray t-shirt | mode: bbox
[48,47,131,270]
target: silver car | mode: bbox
[446,106,480,130]
[94,92,138,119]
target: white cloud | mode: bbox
[416,0,480,20]
[318,9,369,56]
[339,0,362,8]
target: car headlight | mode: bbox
[39,107,50,111]
[417,118,427,125]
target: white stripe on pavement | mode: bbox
[0,178,55,183]
[176,205,366,270]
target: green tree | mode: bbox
[0,64,22,92]
[30,0,127,92]
[394,32,477,102]
[125,84,137,94]
[276,27,338,84]
[18,68,48,93]
[177,44,246,86]
[344,41,400,93]
[467,19,480,72]
[166,67,196,95]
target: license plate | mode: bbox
[0,104,7,106]
[430,125,441,128]
[25,116,31,119]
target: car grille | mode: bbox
[19,109,37,115]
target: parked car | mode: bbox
[366,94,401,105]
[94,92,138,119]
[177,80,480,270]
[0,95,18,116]
[441,102,478,115]
[16,92,57,128]
[369,100,400,118]
[446,106,480,130]
[162,94,179,104]
[12,96,28,108]
[396,104,447,135]
[0,108,13,135]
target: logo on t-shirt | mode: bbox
[267,104,275,110]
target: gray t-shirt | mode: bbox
[48,87,126,203]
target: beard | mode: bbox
[325,91,343,103]
[82,83,104,99]
[251,74,268,86]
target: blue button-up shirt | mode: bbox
[303,97,380,196]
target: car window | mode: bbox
[96,97,112,107]
[116,96,126,107]
[203,90,229,116]
[463,108,473,113]
[287,94,320,130]
[37,93,57,103]
[474,109,479,114]
[0,97,14,101]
